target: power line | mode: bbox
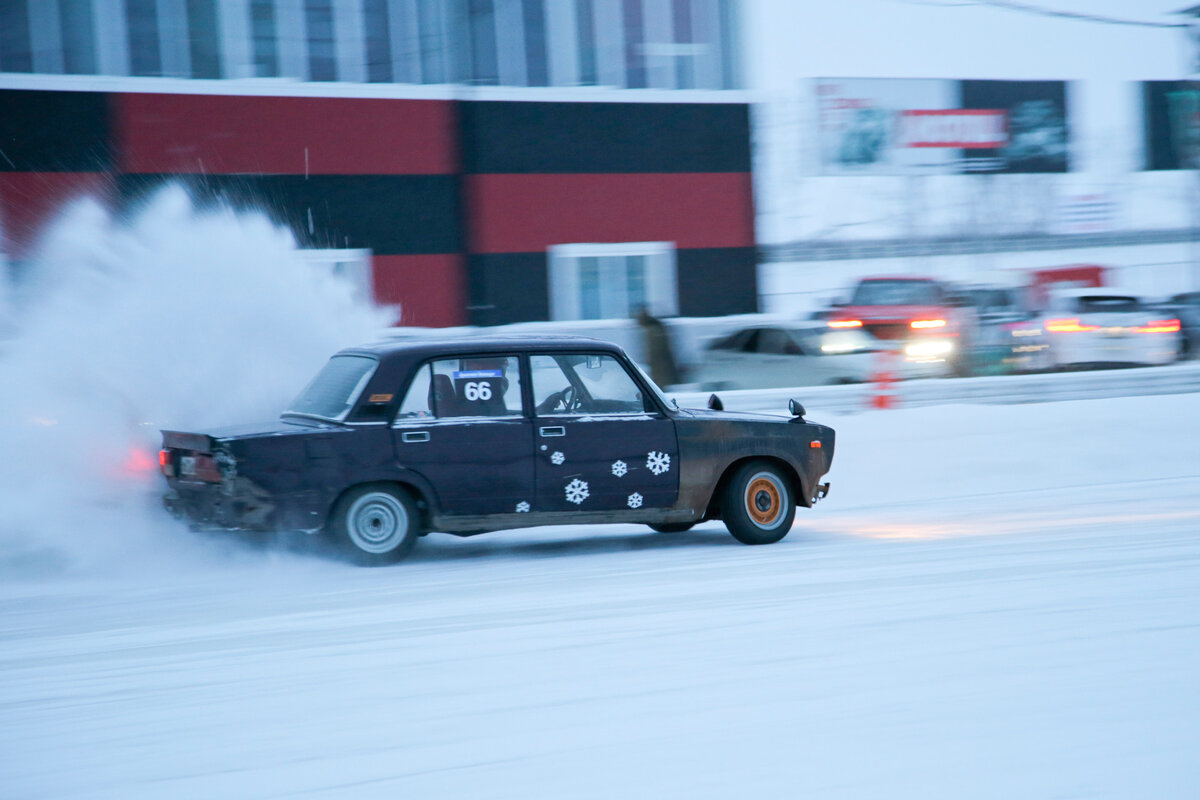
[976,1,1186,29]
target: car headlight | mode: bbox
[820,331,871,354]
[905,339,954,358]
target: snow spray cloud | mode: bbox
[0,184,392,576]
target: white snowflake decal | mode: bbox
[627,492,643,509]
[646,451,671,476]
[551,451,565,465]
[611,460,628,477]
[515,501,530,513]
[565,478,590,505]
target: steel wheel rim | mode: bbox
[346,492,408,554]
[745,472,786,530]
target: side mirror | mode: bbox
[707,393,724,411]
[788,398,806,419]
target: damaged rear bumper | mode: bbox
[163,476,276,531]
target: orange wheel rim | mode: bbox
[746,477,781,526]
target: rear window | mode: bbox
[851,280,941,306]
[284,355,378,421]
[1073,296,1140,313]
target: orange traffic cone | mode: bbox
[868,350,899,410]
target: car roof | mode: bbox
[1050,287,1140,299]
[337,334,626,361]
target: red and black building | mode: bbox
[0,83,757,327]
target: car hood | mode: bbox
[675,407,791,423]
[835,304,952,322]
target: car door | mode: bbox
[530,352,678,513]
[390,355,535,516]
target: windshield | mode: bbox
[851,280,941,306]
[284,355,378,421]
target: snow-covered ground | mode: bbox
[2,392,1198,800]
[2,186,1197,797]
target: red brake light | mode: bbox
[829,320,863,329]
[159,449,173,477]
[910,319,946,329]
[1045,318,1099,333]
[1134,319,1181,334]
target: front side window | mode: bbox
[531,354,650,415]
[285,355,378,421]
[397,356,522,420]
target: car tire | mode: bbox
[330,484,420,566]
[649,522,695,533]
[722,461,795,545]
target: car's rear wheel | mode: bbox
[330,484,420,566]
[722,462,795,545]
[649,522,695,533]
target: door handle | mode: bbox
[539,426,565,437]
[401,431,430,443]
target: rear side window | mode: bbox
[397,356,523,419]
[1074,296,1140,313]
[285,355,378,421]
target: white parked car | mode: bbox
[690,324,878,390]
[1039,288,1181,369]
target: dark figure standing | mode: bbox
[635,306,680,388]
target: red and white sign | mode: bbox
[896,109,1008,149]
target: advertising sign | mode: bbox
[815,79,1070,175]
[1143,80,1200,170]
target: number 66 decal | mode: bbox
[463,381,492,401]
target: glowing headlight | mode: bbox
[820,331,871,354]
[905,339,954,358]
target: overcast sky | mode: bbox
[744,0,1189,90]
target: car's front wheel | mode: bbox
[722,462,795,545]
[330,484,421,565]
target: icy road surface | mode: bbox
[3,393,1199,799]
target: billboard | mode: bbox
[1143,80,1200,170]
[815,79,1070,175]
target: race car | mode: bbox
[1037,288,1181,369]
[826,276,976,376]
[160,336,835,565]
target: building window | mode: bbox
[0,0,32,73]
[60,0,97,74]
[522,0,548,86]
[126,0,162,76]
[575,0,596,85]
[187,0,222,78]
[249,0,278,77]
[417,0,446,83]
[468,0,498,84]
[622,0,645,89]
[299,248,375,305]
[305,0,337,81]
[671,0,692,89]
[364,0,393,82]
[548,242,678,321]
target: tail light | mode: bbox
[1045,318,1099,333]
[828,320,863,329]
[910,319,946,329]
[1134,319,1181,334]
[159,449,174,477]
